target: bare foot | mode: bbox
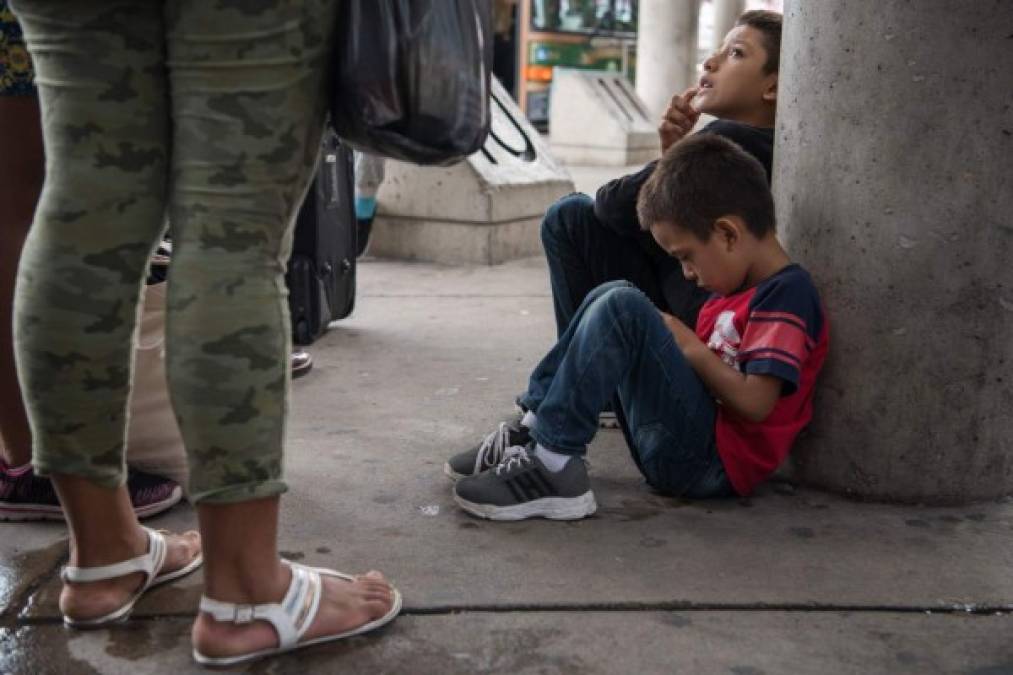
[191,569,396,660]
[60,530,202,622]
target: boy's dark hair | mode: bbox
[637,134,775,241]
[736,10,782,74]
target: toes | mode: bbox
[362,580,391,595]
[359,576,388,588]
[163,531,202,571]
[366,592,393,609]
[182,531,202,557]
[362,581,392,597]
[365,597,394,617]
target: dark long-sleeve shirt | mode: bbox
[591,120,775,322]
[593,120,775,236]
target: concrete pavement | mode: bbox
[2,255,1012,674]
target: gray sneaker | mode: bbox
[453,444,597,521]
[444,418,531,481]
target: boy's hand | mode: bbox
[660,311,703,355]
[661,311,781,423]
[658,87,701,154]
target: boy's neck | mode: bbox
[744,236,792,288]
[724,106,776,130]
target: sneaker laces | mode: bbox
[494,445,533,476]
[472,422,518,475]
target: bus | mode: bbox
[515,1,638,130]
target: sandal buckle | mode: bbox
[233,605,256,624]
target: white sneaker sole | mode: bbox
[454,491,597,521]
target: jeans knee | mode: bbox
[540,193,593,249]
[579,281,639,327]
[599,283,650,314]
[580,283,657,337]
[590,280,635,303]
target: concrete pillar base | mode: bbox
[369,217,541,266]
[549,69,659,167]
[548,145,658,168]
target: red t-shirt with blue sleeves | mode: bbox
[694,264,829,496]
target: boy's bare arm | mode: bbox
[660,312,781,423]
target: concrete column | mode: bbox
[711,0,744,50]
[774,0,1013,503]
[635,0,700,119]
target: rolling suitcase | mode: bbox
[286,130,357,346]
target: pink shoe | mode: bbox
[0,460,182,521]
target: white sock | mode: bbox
[533,443,571,472]
[520,410,537,429]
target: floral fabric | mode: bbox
[0,0,34,96]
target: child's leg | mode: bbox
[518,282,695,455]
[448,277,629,482]
[522,281,729,496]
[518,279,634,421]
[615,324,730,499]
[454,281,728,520]
[539,194,666,337]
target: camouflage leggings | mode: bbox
[10,0,337,503]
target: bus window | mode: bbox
[531,1,637,34]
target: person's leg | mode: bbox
[193,497,392,658]
[536,194,670,422]
[444,278,628,482]
[9,0,199,617]
[520,282,720,494]
[0,23,183,521]
[159,0,394,657]
[0,8,44,468]
[539,193,666,337]
[353,151,385,257]
[456,281,726,519]
[518,280,633,417]
[614,313,731,499]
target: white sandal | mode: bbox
[61,526,203,628]
[192,562,402,667]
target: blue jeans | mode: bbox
[539,192,709,334]
[518,281,734,499]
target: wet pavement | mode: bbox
[3,213,1013,673]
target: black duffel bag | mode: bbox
[330,0,493,166]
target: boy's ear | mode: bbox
[762,74,778,104]
[713,216,742,250]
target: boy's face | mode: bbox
[694,25,777,122]
[650,219,750,297]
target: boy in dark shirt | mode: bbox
[448,135,828,520]
[551,10,781,337]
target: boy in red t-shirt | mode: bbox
[449,134,829,520]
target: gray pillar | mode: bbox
[711,0,744,50]
[774,0,1013,503]
[635,0,700,119]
